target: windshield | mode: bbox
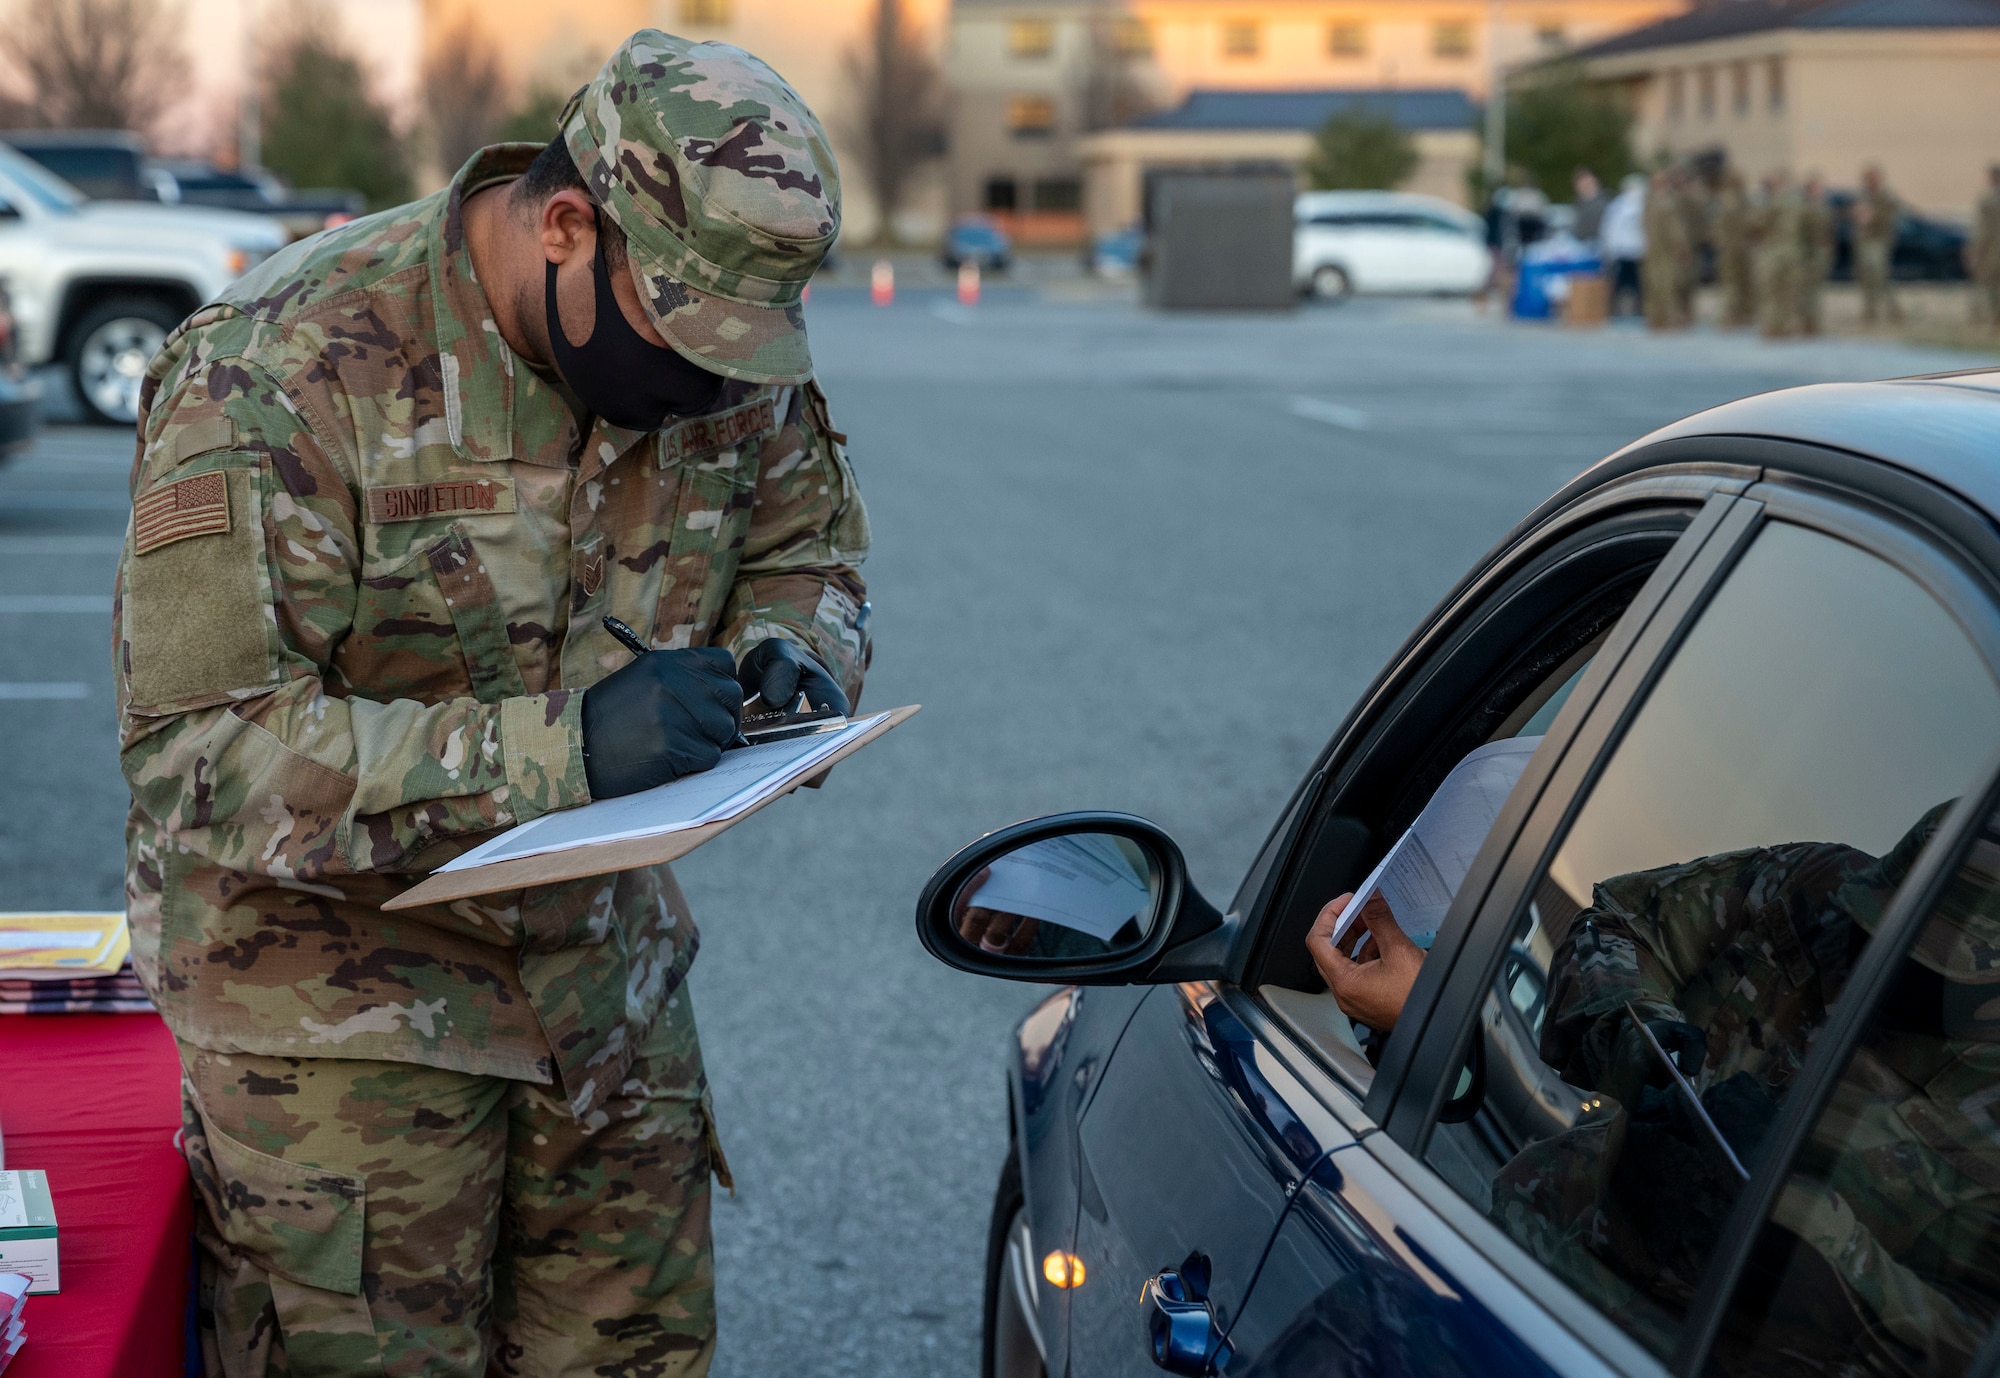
[0,144,84,213]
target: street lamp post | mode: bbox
[1483,0,1506,194]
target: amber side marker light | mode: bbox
[1043,1251,1086,1289]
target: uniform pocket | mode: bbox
[182,1081,383,1376]
[345,523,524,704]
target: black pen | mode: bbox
[602,615,650,658]
[601,615,750,749]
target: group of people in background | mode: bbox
[1559,161,2000,338]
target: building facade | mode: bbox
[1568,0,2000,217]
[948,0,1683,233]
[1078,87,1477,234]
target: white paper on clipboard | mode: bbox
[437,713,889,873]
[1331,735,1543,952]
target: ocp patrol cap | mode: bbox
[560,30,839,385]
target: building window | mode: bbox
[984,177,1019,212]
[1005,96,1056,137]
[1328,20,1368,57]
[1009,18,1055,59]
[1697,64,1715,118]
[680,0,730,24]
[1032,177,1082,212]
[1767,56,1785,112]
[1731,61,1749,115]
[1221,19,1262,58]
[1113,16,1154,56]
[1534,21,1566,51]
[1432,19,1474,59]
[1666,68,1684,122]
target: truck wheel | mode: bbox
[66,297,180,427]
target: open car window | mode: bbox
[1418,520,2000,1363]
[1249,500,1696,1088]
[1260,650,1597,1072]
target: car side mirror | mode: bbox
[915,812,1232,985]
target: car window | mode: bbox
[1260,640,1603,1073]
[0,146,83,213]
[1704,801,2000,1378]
[1421,520,2000,1362]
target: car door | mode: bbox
[1055,473,1741,1376]
[1226,471,2000,1374]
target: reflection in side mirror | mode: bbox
[949,833,1161,962]
[916,812,1232,986]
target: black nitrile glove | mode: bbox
[581,647,743,798]
[736,638,850,715]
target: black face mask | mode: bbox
[544,233,724,430]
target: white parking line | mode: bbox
[0,492,130,510]
[0,537,126,556]
[0,595,114,613]
[0,683,90,700]
[1288,396,1372,431]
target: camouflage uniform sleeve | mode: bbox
[715,379,872,705]
[116,346,590,878]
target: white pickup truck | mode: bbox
[0,142,287,425]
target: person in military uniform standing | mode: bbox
[1854,164,1902,327]
[1798,174,1834,336]
[1971,164,2000,329]
[1642,171,1692,330]
[1714,170,1753,329]
[114,32,870,1377]
[1753,173,1803,339]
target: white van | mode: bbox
[1294,190,1490,299]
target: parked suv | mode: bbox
[0,143,284,425]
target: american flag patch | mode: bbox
[133,471,231,555]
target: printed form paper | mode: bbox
[1332,735,1543,951]
[961,835,1153,942]
[439,713,891,873]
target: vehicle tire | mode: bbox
[66,296,180,427]
[1310,264,1353,301]
[983,1153,1047,1378]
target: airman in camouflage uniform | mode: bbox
[1798,176,1834,336]
[1642,172,1692,331]
[1854,165,1902,327]
[1486,804,1994,1362]
[115,31,868,1377]
[1971,165,2000,329]
[1713,171,1753,329]
[1752,174,1804,339]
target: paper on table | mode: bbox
[961,834,1153,943]
[1331,735,1543,952]
[438,714,890,874]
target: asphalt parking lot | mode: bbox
[2,291,1990,1374]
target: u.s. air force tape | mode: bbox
[658,398,778,467]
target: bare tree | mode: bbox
[1081,6,1158,133]
[0,0,184,134]
[423,11,509,177]
[843,0,945,245]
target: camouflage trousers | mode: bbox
[177,993,725,1378]
[1857,239,1899,324]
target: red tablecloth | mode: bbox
[0,1014,191,1378]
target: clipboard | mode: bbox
[384,704,919,910]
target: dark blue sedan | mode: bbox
[920,370,2000,1378]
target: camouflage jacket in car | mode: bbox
[113,145,870,1125]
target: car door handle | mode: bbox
[1143,1252,1232,1376]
